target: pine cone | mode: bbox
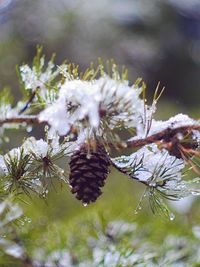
[69,143,110,204]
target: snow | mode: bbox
[113,144,184,184]
[4,147,22,162]
[148,113,200,136]
[0,240,25,259]
[39,76,144,136]
[22,137,49,158]
[19,60,60,92]
[19,60,65,103]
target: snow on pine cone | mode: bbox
[69,143,111,205]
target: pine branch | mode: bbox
[126,125,200,148]
[0,114,199,151]
[0,115,40,125]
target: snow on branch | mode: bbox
[0,46,200,219]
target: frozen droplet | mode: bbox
[83,203,88,207]
[169,213,175,221]
[134,210,138,215]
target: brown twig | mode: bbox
[126,125,200,148]
[0,115,199,152]
[0,116,40,125]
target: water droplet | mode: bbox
[83,203,88,207]
[134,210,138,215]
[149,182,156,187]
[86,154,91,160]
[24,217,31,223]
[26,126,33,133]
[169,213,175,221]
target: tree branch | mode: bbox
[0,114,199,152]
[126,125,200,148]
[0,116,40,125]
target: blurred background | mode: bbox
[1,0,200,110]
[1,0,200,265]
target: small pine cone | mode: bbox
[69,143,110,204]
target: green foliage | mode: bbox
[0,87,13,106]
[0,184,200,267]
